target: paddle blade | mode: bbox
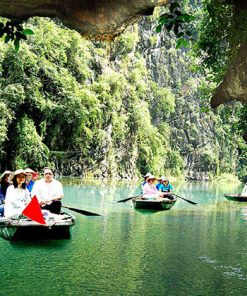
[183,198,197,205]
[172,194,197,205]
[22,196,46,225]
[62,205,101,216]
[117,195,139,203]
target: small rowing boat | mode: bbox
[224,194,247,202]
[132,195,177,210]
[0,211,76,241]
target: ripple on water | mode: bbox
[199,257,246,281]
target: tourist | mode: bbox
[32,171,39,181]
[142,173,151,188]
[159,177,174,200]
[159,177,173,193]
[156,176,164,191]
[0,170,12,217]
[141,172,151,194]
[24,168,35,193]
[32,167,64,214]
[4,169,31,218]
[142,175,164,200]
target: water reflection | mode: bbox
[0,179,246,296]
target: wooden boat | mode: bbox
[132,195,177,210]
[224,194,247,202]
[0,211,76,241]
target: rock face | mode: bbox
[211,41,247,108]
[137,17,222,181]
[0,0,169,39]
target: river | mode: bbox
[0,179,246,296]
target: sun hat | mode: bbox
[158,176,165,181]
[0,170,12,180]
[147,175,156,181]
[144,172,151,178]
[9,169,27,181]
[162,176,169,181]
[24,168,34,174]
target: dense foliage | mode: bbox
[0,18,176,177]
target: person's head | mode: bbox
[43,167,54,183]
[24,168,34,182]
[162,177,169,185]
[0,170,12,184]
[158,176,165,183]
[147,175,156,184]
[32,172,39,181]
[144,173,151,181]
[11,169,27,189]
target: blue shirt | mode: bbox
[0,185,6,204]
[26,180,35,192]
[156,182,162,191]
[159,183,173,192]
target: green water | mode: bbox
[0,180,246,296]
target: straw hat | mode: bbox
[9,169,27,181]
[0,170,12,180]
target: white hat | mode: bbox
[162,176,169,181]
[9,169,27,181]
[24,168,34,174]
[147,175,156,181]
[0,170,12,179]
[158,176,165,180]
[144,172,151,178]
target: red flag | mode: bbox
[22,196,46,225]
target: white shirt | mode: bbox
[4,185,31,218]
[31,178,64,204]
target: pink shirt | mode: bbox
[143,182,158,195]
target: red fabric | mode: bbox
[22,196,46,225]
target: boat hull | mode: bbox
[224,194,247,202]
[0,212,76,241]
[132,197,176,210]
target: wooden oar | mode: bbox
[172,193,197,205]
[62,205,101,216]
[117,195,140,203]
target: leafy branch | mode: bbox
[156,1,195,49]
[0,19,34,52]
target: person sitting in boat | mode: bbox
[159,177,173,193]
[142,175,165,200]
[32,167,64,214]
[159,177,174,200]
[0,170,12,217]
[4,169,31,219]
[156,176,164,191]
[141,173,151,194]
[242,183,247,196]
[24,168,35,193]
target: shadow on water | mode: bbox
[134,208,164,215]
[9,239,71,249]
